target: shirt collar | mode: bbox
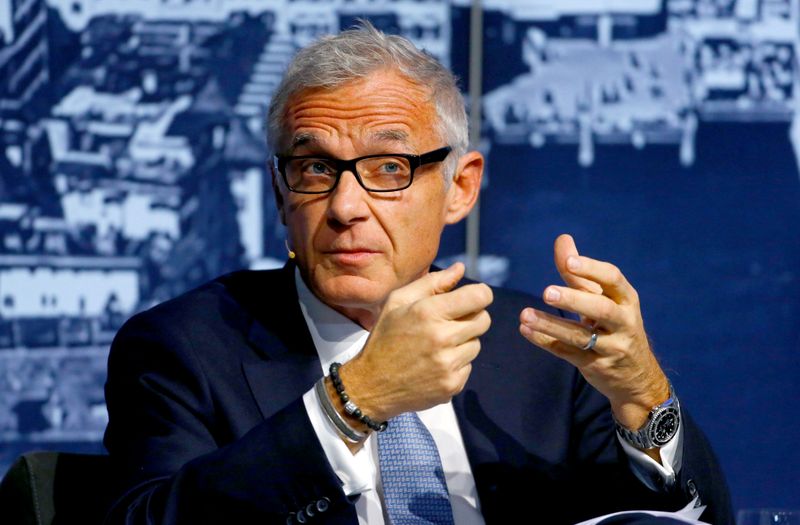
[295,267,369,371]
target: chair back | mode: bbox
[0,451,113,525]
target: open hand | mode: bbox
[518,234,669,432]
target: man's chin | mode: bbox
[311,272,393,311]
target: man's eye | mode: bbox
[310,162,329,174]
[303,161,334,176]
[379,162,401,174]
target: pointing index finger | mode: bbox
[554,234,603,294]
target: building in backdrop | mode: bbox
[0,0,50,121]
[0,0,455,455]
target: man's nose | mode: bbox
[326,170,370,225]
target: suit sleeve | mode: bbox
[102,312,356,525]
[672,409,734,525]
[568,374,734,525]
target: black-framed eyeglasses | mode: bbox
[274,146,452,194]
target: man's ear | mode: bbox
[444,150,483,225]
[270,164,287,225]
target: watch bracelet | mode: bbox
[614,382,681,449]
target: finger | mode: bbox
[562,255,637,305]
[391,262,465,305]
[520,308,602,351]
[554,234,603,294]
[448,308,492,345]
[429,282,494,321]
[451,362,472,396]
[449,338,481,369]
[519,324,593,368]
[541,286,626,329]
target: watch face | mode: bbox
[650,407,680,447]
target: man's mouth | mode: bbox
[323,248,381,265]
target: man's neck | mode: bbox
[293,267,383,331]
[333,305,380,331]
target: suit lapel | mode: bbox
[452,358,504,470]
[241,330,320,421]
[449,268,502,468]
[226,263,322,421]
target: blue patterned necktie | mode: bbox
[377,412,455,525]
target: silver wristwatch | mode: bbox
[615,383,681,449]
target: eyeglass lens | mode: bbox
[285,156,412,192]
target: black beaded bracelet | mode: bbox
[329,362,388,432]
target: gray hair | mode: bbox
[267,22,468,182]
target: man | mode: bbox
[103,24,732,524]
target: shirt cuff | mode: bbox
[302,386,375,496]
[617,420,684,492]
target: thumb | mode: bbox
[428,262,466,295]
[392,262,465,305]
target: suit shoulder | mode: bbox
[120,268,287,334]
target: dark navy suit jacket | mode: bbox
[103,264,733,524]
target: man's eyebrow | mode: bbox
[369,129,410,145]
[289,132,319,152]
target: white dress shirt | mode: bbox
[295,269,681,524]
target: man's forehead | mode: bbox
[279,71,438,152]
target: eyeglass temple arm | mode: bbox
[419,146,452,165]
